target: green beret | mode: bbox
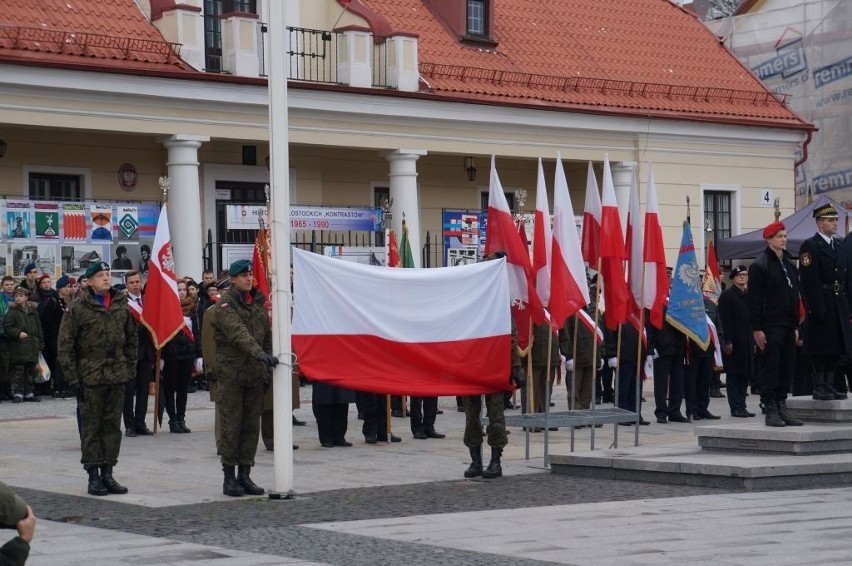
[229,259,252,276]
[84,261,110,279]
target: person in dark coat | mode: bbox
[521,322,559,417]
[718,265,756,417]
[311,381,356,448]
[559,304,601,410]
[35,274,63,397]
[604,316,649,425]
[747,221,803,427]
[799,203,852,400]
[122,271,155,436]
[648,305,688,423]
[4,287,44,403]
[684,297,722,421]
[159,280,201,434]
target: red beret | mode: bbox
[38,274,51,284]
[762,221,785,239]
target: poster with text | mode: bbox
[116,206,139,242]
[62,204,87,241]
[34,202,59,240]
[90,205,113,242]
[7,202,31,240]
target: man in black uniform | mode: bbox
[718,265,755,417]
[799,203,852,400]
[747,221,803,427]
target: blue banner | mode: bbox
[666,221,710,349]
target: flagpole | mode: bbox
[569,314,579,452]
[589,257,603,451]
[267,0,294,498]
[153,350,161,435]
[613,325,623,448]
[634,261,648,448]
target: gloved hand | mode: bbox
[597,358,604,371]
[194,358,203,374]
[510,367,527,390]
[262,371,272,393]
[607,357,618,368]
[652,349,660,360]
[257,352,280,368]
[70,382,83,401]
[566,359,575,372]
[159,358,165,371]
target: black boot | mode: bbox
[776,399,804,426]
[87,467,108,496]
[179,420,191,433]
[482,447,503,479]
[238,465,265,495]
[812,372,835,401]
[100,465,128,494]
[223,465,245,497]
[464,445,483,478]
[764,400,786,427]
[169,420,184,433]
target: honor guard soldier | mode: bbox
[799,203,852,400]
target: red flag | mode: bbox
[387,229,400,268]
[643,165,668,329]
[599,155,629,330]
[251,225,272,315]
[513,218,533,350]
[703,240,722,303]
[532,158,552,307]
[625,166,643,332]
[581,162,601,265]
[141,204,186,349]
[485,156,546,325]
[549,153,590,328]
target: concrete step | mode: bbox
[785,395,852,422]
[696,422,852,454]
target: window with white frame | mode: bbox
[28,173,83,201]
[703,189,734,269]
[466,0,487,37]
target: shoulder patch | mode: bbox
[801,252,811,267]
[220,302,230,309]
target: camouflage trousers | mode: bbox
[463,393,508,449]
[218,380,264,467]
[10,363,34,397]
[80,383,125,470]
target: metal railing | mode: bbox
[286,26,339,83]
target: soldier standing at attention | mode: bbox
[799,203,852,400]
[58,261,137,496]
[212,259,278,497]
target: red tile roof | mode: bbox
[359,0,808,129]
[0,0,194,74]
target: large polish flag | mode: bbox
[485,156,546,324]
[643,165,668,329]
[291,248,514,396]
[625,166,644,332]
[141,204,186,349]
[599,155,629,330]
[550,153,590,329]
[532,158,552,307]
[581,162,602,265]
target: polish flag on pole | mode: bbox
[703,240,722,304]
[532,158,552,307]
[292,248,513,395]
[141,204,186,349]
[599,155,629,330]
[549,153,590,329]
[581,162,602,265]
[643,165,668,329]
[513,219,533,351]
[485,156,546,324]
[625,166,644,331]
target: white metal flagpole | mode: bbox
[268,0,294,497]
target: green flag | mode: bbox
[400,226,415,268]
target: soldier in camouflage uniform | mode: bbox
[4,286,43,403]
[58,262,137,496]
[463,251,525,479]
[212,259,278,497]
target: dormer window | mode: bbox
[466,0,487,37]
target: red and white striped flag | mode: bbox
[703,240,722,303]
[532,158,552,307]
[643,165,668,329]
[141,204,186,349]
[581,162,601,265]
[626,166,644,332]
[550,153,590,329]
[485,156,546,324]
[599,155,629,330]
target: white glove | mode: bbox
[597,358,604,370]
[159,358,165,371]
[644,356,654,379]
[607,357,618,369]
[559,354,567,365]
[566,359,575,372]
[195,358,203,374]
[652,349,660,360]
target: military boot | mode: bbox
[223,465,245,497]
[764,401,786,428]
[87,467,108,496]
[777,399,804,426]
[812,372,834,401]
[481,447,503,479]
[463,445,483,478]
[237,465,265,495]
[100,465,129,494]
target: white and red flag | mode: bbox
[599,155,629,330]
[703,240,722,304]
[625,166,644,332]
[141,204,186,349]
[532,158,552,307]
[643,165,668,329]
[581,162,601,265]
[550,153,590,329]
[292,248,513,395]
[485,156,546,324]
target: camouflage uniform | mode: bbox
[58,288,137,471]
[4,298,43,399]
[212,285,272,467]
[201,302,222,452]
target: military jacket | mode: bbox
[799,233,852,356]
[58,288,137,387]
[4,300,44,365]
[211,286,272,385]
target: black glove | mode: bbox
[262,371,272,393]
[70,382,83,401]
[510,368,526,390]
[257,352,280,368]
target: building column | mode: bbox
[383,149,427,267]
[159,134,210,280]
[611,161,637,233]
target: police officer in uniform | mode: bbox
[58,261,137,495]
[799,203,852,400]
[212,259,278,497]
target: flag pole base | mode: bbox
[267,491,295,500]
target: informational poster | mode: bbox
[89,205,113,241]
[443,209,487,267]
[34,202,59,240]
[116,206,139,242]
[7,201,31,240]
